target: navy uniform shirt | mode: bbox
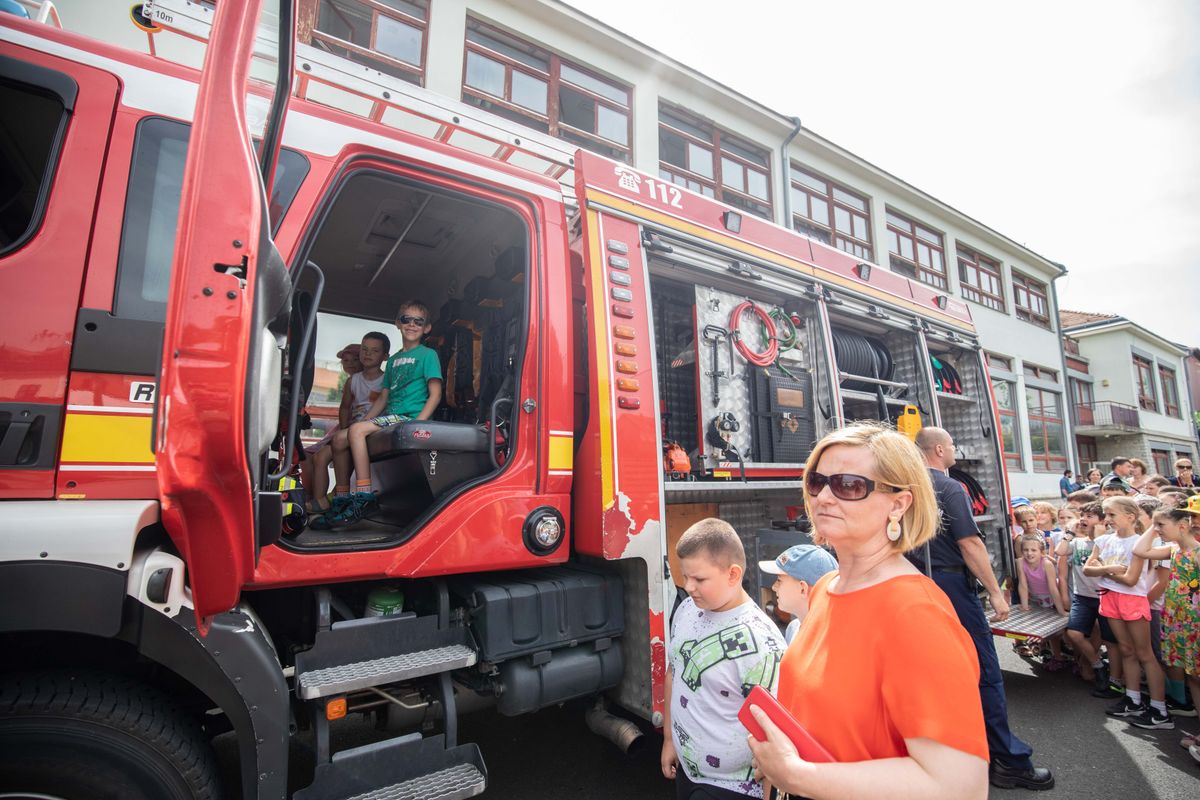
[927,468,982,570]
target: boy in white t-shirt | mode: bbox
[303,332,389,514]
[1057,501,1120,696]
[662,519,785,800]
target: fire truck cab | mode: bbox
[0,3,1014,799]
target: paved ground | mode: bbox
[217,636,1200,798]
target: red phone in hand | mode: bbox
[739,685,836,763]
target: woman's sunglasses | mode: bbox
[805,470,901,501]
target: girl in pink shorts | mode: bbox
[1085,496,1172,729]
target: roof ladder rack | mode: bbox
[142,0,579,196]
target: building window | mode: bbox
[313,0,429,85]
[658,106,771,218]
[1133,355,1157,412]
[1070,378,1095,425]
[992,378,1022,469]
[1077,436,1097,472]
[987,352,1013,371]
[1158,365,1180,417]
[462,20,632,161]
[1023,363,1058,382]
[1012,270,1051,328]
[1151,448,1172,476]
[885,209,945,288]
[957,243,1005,312]
[1025,386,1068,472]
[790,167,871,259]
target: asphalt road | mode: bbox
[217,638,1200,799]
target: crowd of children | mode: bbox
[1006,460,1200,759]
[658,470,1200,799]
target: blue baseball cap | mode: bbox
[1010,496,1032,509]
[759,544,838,585]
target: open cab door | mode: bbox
[157,0,295,630]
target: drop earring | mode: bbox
[886,515,902,542]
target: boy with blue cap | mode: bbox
[759,544,839,643]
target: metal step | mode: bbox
[296,734,486,800]
[295,613,477,700]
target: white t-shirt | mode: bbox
[1094,532,1154,596]
[1150,537,1171,612]
[669,597,785,798]
[348,371,385,421]
[1064,536,1101,598]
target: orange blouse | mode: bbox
[776,573,988,763]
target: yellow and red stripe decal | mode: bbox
[60,406,154,469]
[586,209,616,507]
[584,188,972,331]
[548,430,574,473]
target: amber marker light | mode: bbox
[617,378,640,392]
[613,325,636,340]
[614,342,637,357]
[326,697,347,720]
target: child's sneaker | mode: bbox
[310,493,377,530]
[1128,705,1174,730]
[1105,695,1144,718]
[1166,696,1197,718]
[349,491,379,517]
[308,495,354,531]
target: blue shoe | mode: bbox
[309,495,358,530]
[311,492,378,530]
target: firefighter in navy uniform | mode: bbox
[915,427,1055,792]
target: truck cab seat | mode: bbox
[365,420,492,501]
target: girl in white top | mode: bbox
[1085,496,1170,727]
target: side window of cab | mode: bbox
[114,117,310,322]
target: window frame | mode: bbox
[1133,355,1158,412]
[1023,363,1059,382]
[957,243,1005,312]
[1025,385,1068,473]
[987,352,1013,371]
[114,116,310,323]
[884,208,946,288]
[789,165,872,259]
[1076,436,1097,472]
[1151,448,1172,477]
[658,105,772,218]
[1158,364,1180,417]
[0,68,73,258]
[991,376,1023,469]
[311,0,430,85]
[1012,269,1051,328]
[462,19,633,162]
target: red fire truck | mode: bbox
[0,3,1015,798]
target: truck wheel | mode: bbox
[0,670,221,800]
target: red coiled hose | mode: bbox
[729,301,777,366]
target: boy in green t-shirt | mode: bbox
[319,301,443,527]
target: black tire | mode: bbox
[0,670,222,800]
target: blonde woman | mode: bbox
[746,424,988,800]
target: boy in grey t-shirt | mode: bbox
[662,519,785,799]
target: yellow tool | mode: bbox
[896,404,922,441]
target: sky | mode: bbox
[563,0,1200,345]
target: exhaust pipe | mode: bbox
[585,699,645,756]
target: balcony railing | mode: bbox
[1073,401,1140,432]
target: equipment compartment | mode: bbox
[449,565,624,662]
